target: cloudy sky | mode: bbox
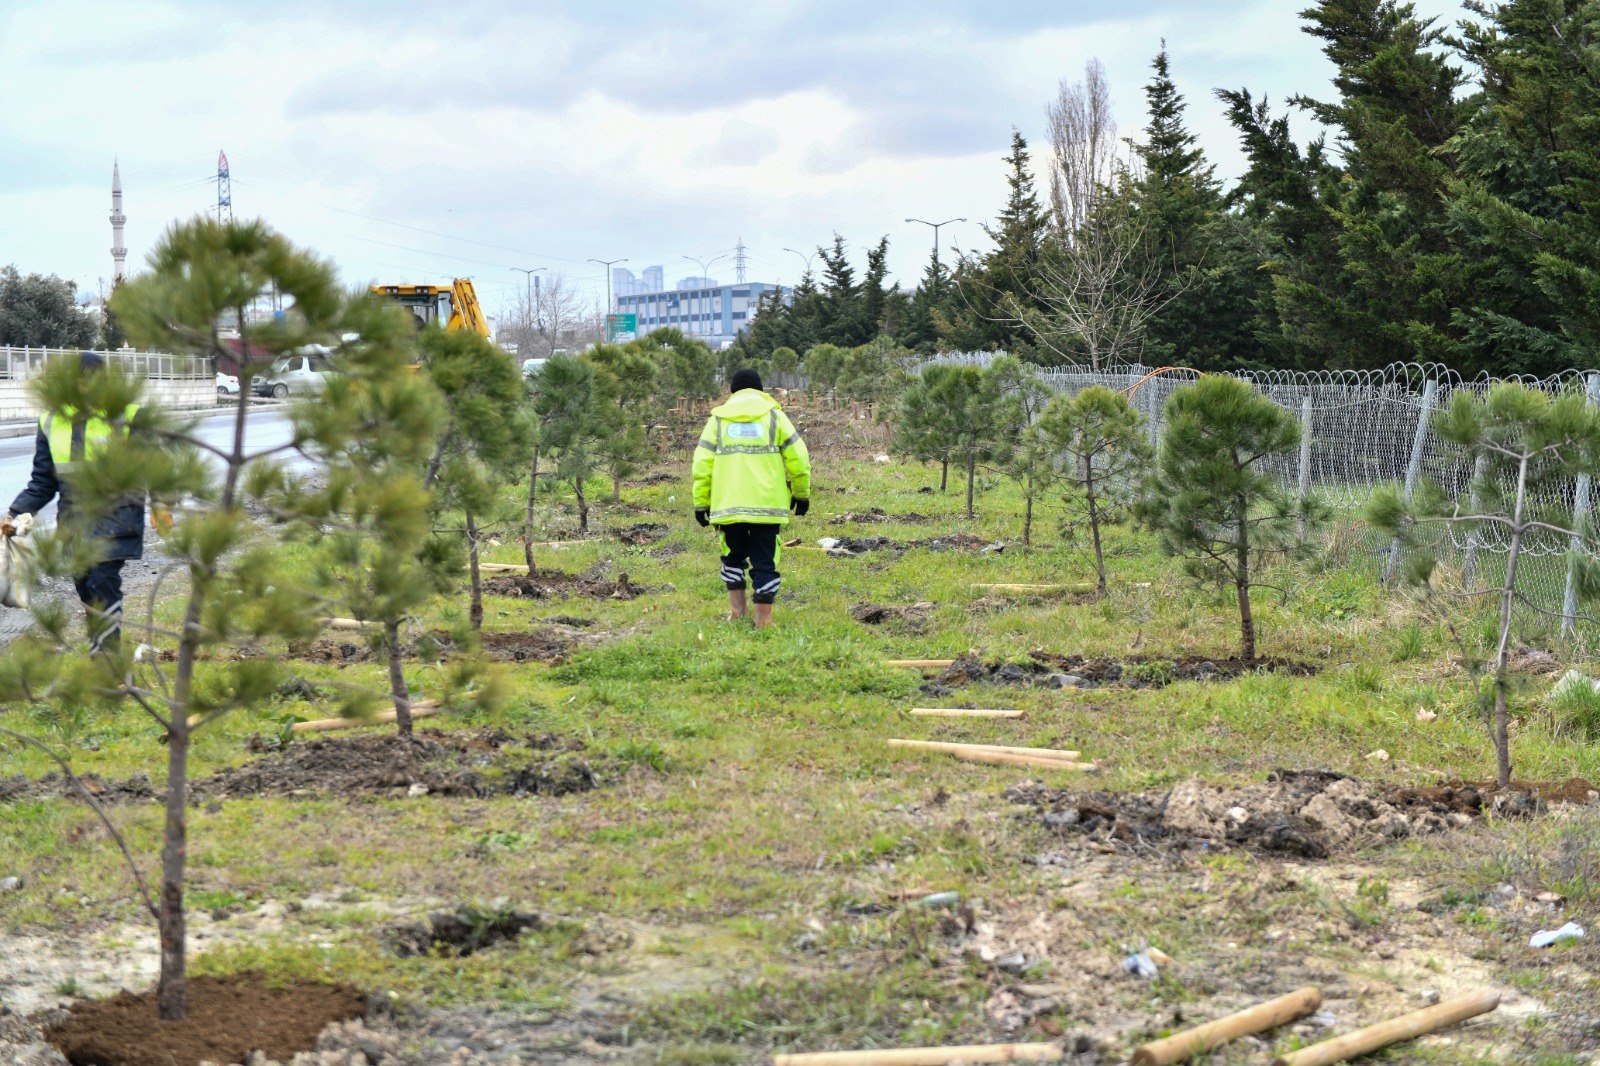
[2,0,1475,317]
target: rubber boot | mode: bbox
[753,603,773,629]
[727,589,748,622]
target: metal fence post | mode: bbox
[1561,372,1600,639]
[1461,451,1490,591]
[1297,395,1314,540]
[1387,378,1437,583]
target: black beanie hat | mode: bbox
[730,368,763,393]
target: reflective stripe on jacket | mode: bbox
[42,405,139,468]
[691,390,811,525]
[9,404,146,561]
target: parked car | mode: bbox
[252,348,335,398]
[216,371,240,395]
[521,358,548,379]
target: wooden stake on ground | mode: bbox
[772,1043,1063,1066]
[909,708,1025,719]
[1271,991,1500,1066]
[321,617,379,631]
[888,739,1080,761]
[1131,987,1322,1066]
[290,701,442,733]
[883,659,956,669]
[969,584,1090,593]
[944,748,1095,771]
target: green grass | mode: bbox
[2,426,1597,1059]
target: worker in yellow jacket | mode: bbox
[691,368,811,628]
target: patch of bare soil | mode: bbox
[191,729,616,801]
[290,625,598,667]
[829,508,933,525]
[629,471,676,486]
[1008,768,1597,859]
[613,522,668,545]
[45,972,365,1066]
[820,532,1003,557]
[922,652,1315,695]
[388,907,547,958]
[849,602,935,627]
[483,563,646,601]
[0,771,156,805]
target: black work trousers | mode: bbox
[717,522,782,604]
[74,559,125,655]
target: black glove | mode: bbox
[791,497,810,517]
[695,508,710,527]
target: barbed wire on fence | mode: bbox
[915,353,1600,646]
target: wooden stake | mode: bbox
[945,748,1095,772]
[291,701,442,733]
[909,708,1025,719]
[969,584,1089,593]
[883,659,956,668]
[1271,991,1500,1066]
[1132,987,1322,1066]
[321,617,379,631]
[772,1043,1063,1066]
[889,739,1080,761]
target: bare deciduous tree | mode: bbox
[497,273,602,357]
[1046,59,1119,237]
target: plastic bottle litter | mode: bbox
[1122,950,1158,979]
[1529,921,1586,948]
[913,891,961,909]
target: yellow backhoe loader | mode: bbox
[370,279,491,337]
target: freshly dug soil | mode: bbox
[483,565,645,600]
[922,652,1315,693]
[850,602,935,626]
[191,729,613,800]
[829,508,932,525]
[819,532,1000,556]
[45,972,365,1066]
[1008,769,1598,858]
[613,522,668,545]
[389,906,546,958]
[0,770,156,805]
[290,626,595,667]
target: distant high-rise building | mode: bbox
[110,158,127,282]
[676,275,717,290]
[642,265,664,292]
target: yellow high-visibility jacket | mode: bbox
[691,390,811,525]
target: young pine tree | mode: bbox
[0,218,428,1020]
[1367,382,1600,788]
[420,327,534,630]
[1138,376,1317,659]
[1035,385,1151,593]
[535,354,604,534]
[895,363,962,492]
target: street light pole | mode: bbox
[783,247,819,277]
[681,254,729,342]
[510,266,545,341]
[904,217,967,290]
[588,258,628,341]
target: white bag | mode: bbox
[1,513,34,610]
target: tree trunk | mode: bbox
[1085,455,1107,595]
[1023,490,1033,547]
[524,446,539,575]
[1492,455,1531,788]
[466,511,483,631]
[940,458,948,493]
[612,472,621,501]
[1236,504,1255,661]
[576,477,589,533]
[159,593,205,1021]
[387,619,413,737]
[965,436,977,518]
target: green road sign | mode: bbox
[606,313,637,342]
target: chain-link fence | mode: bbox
[922,354,1600,646]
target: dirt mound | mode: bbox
[389,906,546,958]
[829,508,932,525]
[923,652,1315,693]
[630,472,676,486]
[614,522,668,545]
[0,770,156,805]
[45,972,365,1066]
[1008,768,1593,858]
[291,626,595,666]
[483,564,645,600]
[909,532,997,552]
[192,730,613,801]
[850,602,934,626]
[820,535,899,555]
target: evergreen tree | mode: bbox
[894,363,962,491]
[1138,376,1318,659]
[0,266,98,348]
[585,342,655,500]
[535,354,604,533]
[99,279,128,350]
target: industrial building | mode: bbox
[613,281,788,347]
